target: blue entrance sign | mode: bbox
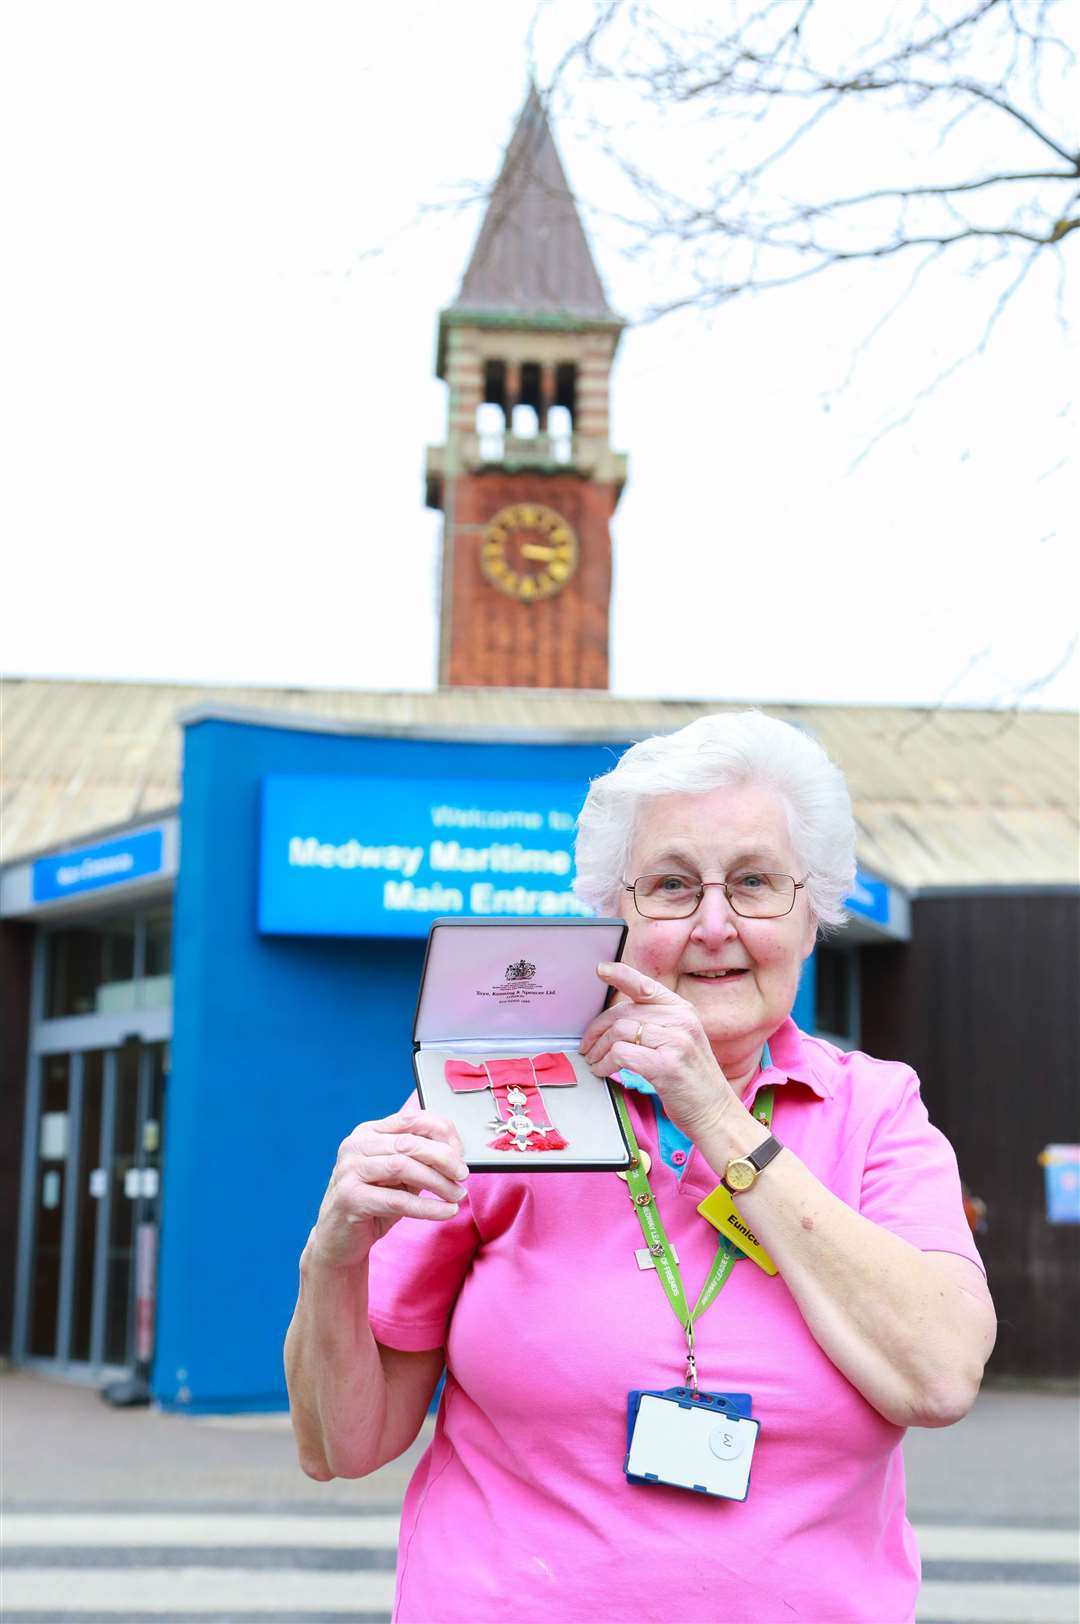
[846,870,892,928]
[32,828,166,904]
[259,774,591,938]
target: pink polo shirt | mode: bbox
[368,1021,984,1624]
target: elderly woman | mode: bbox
[285,712,995,1624]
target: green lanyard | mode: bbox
[613,1085,775,1390]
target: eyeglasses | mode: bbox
[624,872,805,920]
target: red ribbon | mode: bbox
[444,1052,576,1151]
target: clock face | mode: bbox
[479,504,579,602]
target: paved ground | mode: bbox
[6,1368,1077,1524]
[2,1368,422,1511]
[903,1382,1079,1528]
[3,1369,1078,1622]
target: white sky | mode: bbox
[2,0,1077,710]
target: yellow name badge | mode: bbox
[697,1186,778,1275]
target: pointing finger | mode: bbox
[596,961,678,1004]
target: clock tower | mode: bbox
[426,88,627,689]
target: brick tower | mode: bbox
[426,88,627,689]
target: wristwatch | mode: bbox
[722,1135,784,1193]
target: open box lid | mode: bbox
[413,916,628,1048]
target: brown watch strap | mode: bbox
[748,1134,784,1174]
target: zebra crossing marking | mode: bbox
[917,1578,1080,1623]
[3,1514,399,1549]
[917,1525,1079,1563]
[1,1568,397,1614]
[4,1508,1076,1622]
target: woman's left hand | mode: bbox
[580,961,740,1141]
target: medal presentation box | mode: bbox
[413,917,633,1172]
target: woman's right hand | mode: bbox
[307,1108,469,1271]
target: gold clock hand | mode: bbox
[519,543,557,562]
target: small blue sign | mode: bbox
[1041,1146,1080,1225]
[32,829,165,904]
[846,869,891,927]
[259,774,590,939]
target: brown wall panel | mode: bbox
[861,890,1080,1380]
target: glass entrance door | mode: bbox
[22,1039,167,1373]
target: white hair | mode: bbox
[573,711,856,931]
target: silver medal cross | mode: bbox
[490,1085,540,1151]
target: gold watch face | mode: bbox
[480,503,578,602]
[724,1159,756,1193]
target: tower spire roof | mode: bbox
[449,86,617,323]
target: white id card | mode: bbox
[625,1393,759,1501]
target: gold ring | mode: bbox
[634,1022,645,1046]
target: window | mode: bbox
[555,362,577,424]
[43,906,173,1019]
[45,921,136,1018]
[482,359,507,414]
[510,403,539,438]
[548,405,572,462]
[144,907,172,977]
[814,945,859,1047]
[519,361,542,414]
[141,906,174,1009]
[475,402,505,461]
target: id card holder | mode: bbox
[625,1388,759,1501]
[626,1387,752,1468]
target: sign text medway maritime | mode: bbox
[258,774,591,936]
[285,835,587,916]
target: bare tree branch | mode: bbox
[846,238,1044,469]
[783,169,1077,219]
[523,0,1077,715]
[543,0,1076,324]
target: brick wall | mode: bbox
[442,473,616,689]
